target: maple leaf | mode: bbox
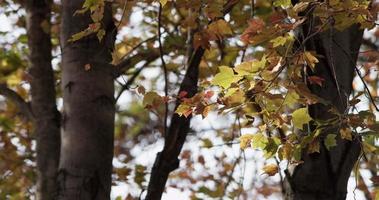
[241,19,265,44]
[303,51,319,70]
[178,91,188,99]
[239,134,254,150]
[292,108,312,130]
[207,19,233,40]
[193,31,210,50]
[308,76,325,86]
[176,104,193,118]
[262,164,278,176]
[340,127,352,141]
[324,134,337,150]
[211,66,242,89]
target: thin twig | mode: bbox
[158,3,169,136]
[0,84,34,120]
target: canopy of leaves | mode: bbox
[0,0,379,199]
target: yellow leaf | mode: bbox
[211,66,242,89]
[340,128,352,141]
[160,0,168,6]
[270,34,293,47]
[235,56,266,75]
[292,108,312,130]
[239,134,254,150]
[262,164,278,176]
[303,51,319,70]
[175,104,193,117]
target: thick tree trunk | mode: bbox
[57,1,116,199]
[286,21,364,199]
[25,1,61,199]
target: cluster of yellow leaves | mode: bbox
[69,0,106,42]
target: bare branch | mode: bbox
[158,3,170,139]
[114,50,160,78]
[115,59,155,102]
[0,84,34,121]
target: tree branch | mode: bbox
[113,49,160,78]
[115,60,155,102]
[0,84,34,121]
[145,1,240,199]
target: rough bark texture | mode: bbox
[25,1,61,199]
[57,1,116,199]
[287,18,364,200]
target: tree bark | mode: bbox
[57,1,116,199]
[286,18,364,200]
[25,1,61,199]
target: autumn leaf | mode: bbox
[201,138,213,148]
[207,19,233,40]
[308,76,325,86]
[239,134,254,150]
[143,91,162,107]
[241,19,265,44]
[293,2,310,13]
[204,91,214,99]
[270,34,294,47]
[176,104,193,117]
[193,31,211,50]
[251,133,269,149]
[211,66,242,89]
[178,91,188,99]
[303,51,319,70]
[324,134,337,150]
[159,0,168,6]
[262,164,279,176]
[137,86,146,95]
[308,139,320,153]
[235,56,267,75]
[292,108,312,130]
[340,127,352,141]
[273,0,291,7]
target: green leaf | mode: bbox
[251,133,268,149]
[324,134,337,150]
[273,0,291,7]
[143,91,161,106]
[201,138,213,148]
[283,90,300,108]
[270,34,293,47]
[292,108,312,130]
[211,66,242,89]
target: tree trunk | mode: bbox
[57,1,116,199]
[25,1,61,199]
[286,20,364,200]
